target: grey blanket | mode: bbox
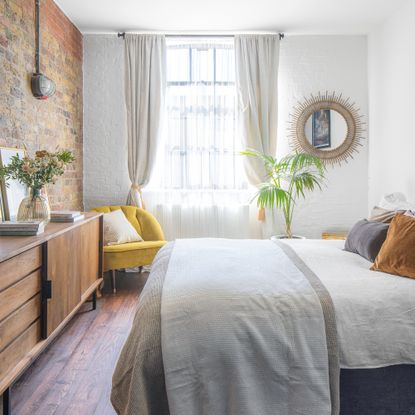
[111,240,339,415]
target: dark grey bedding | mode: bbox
[340,365,415,414]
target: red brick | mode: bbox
[0,0,83,210]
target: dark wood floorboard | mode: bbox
[10,271,148,415]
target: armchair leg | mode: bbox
[111,270,117,294]
[92,290,97,310]
[139,266,143,274]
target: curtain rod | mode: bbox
[117,32,285,40]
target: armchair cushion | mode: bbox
[103,241,167,271]
[104,240,165,253]
[103,209,143,245]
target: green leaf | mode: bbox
[240,149,276,173]
[255,183,291,209]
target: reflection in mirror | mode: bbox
[305,109,348,151]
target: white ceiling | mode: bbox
[55,0,408,35]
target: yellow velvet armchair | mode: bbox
[91,205,166,292]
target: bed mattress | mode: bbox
[284,239,415,369]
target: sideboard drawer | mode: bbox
[0,247,42,292]
[0,295,41,353]
[0,270,41,322]
[0,320,41,381]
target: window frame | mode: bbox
[161,38,244,191]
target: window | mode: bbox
[153,37,247,191]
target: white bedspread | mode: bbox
[161,239,336,415]
[284,239,415,369]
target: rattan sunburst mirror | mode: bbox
[288,92,365,165]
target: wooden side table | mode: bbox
[321,231,348,240]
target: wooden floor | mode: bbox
[10,271,148,415]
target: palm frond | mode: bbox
[282,152,325,176]
[255,183,291,209]
[291,171,323,199]
[240,149,276,172]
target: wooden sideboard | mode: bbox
[0,213,103,415]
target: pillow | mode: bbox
[369,206,404,223]
[344,219,389,262]
[378,192,414,211]
[103,209,143,245]
[371,214,415,279]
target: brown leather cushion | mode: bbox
[371,214,415,279]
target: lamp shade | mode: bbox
[31,73,56,100]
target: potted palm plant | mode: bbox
[242,150,325,239]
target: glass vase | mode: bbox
[17,188,51,223]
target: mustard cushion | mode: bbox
[103,241,167,272]
[104,240,165,253]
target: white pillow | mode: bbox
[378,192,414,211]
[103,209,143,245]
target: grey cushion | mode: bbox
[345,219,389,263]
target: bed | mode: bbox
[111,238,415,415]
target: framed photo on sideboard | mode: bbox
[0,147,28,221]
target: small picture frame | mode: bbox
[312,110,331,149]
[0,147,28,221]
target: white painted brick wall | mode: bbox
[83,35,130,210]
[276,35,369,237]
[368,1,415,208]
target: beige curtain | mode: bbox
[124,34,166,208]
[235,35,280,185]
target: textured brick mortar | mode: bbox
[0,0,83,210]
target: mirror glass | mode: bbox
[304,109,348,151]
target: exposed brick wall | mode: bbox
[0,0,83,210]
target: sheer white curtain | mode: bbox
[145,38,261,239]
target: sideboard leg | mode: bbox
[92,290,97,311]
[3,388,11,415]
[111,270,117,294]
